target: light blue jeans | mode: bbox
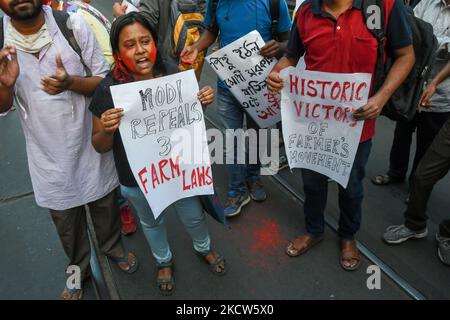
[120,185,211,266]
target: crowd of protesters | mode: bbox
[0,0,449,300]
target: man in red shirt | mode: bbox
[267,0,415,270]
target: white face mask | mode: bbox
[5,22,52,54]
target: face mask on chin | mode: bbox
[5,20,52,54]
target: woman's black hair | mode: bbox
[110,11,167,81]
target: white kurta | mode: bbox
[1,6,118,210]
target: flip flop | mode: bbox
[110,250,139,274]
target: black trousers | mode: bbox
[388,112,450,182]
[50,190,124,281]
[404,117,450,234]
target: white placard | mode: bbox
[122,0,139,13]
[280,67,371,188]
[111,70,214,218]
[206,30,281,128]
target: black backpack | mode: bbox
[362,0,438,122]
[210,0,281,40]
[0,9,92,76]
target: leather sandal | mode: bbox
[340,240,361,271]
[285,235,324,257]
[61,286,83,300]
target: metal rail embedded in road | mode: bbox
[204,114,427,301]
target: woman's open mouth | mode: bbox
[136,57,151,68]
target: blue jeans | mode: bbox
[120,185,211,266]
[217,87,261,194]
[301,139,372,240]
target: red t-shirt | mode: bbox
[286,0,413,142]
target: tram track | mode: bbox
[204,113,428,300]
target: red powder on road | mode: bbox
[251,218,283,254]
[231,216,286,272]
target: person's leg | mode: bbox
[88,190,124,258]
[120,185,174,294]
[117,186,137,236]
[245,113,261,178]
[337,140,372,270]
[50,205,90,299]
[404,118,450,231]
[174,197,210,254]
[373,117,416,185]
[217,87,251,216]
[120,185,172,264]
[387,117,417,179]
[338,140,372,240]
[439,220,450,238]
[437,219,450,265]
[384,119,450,243]
[285,169,327,257]
[372,117,416,185]
[217,87,246,193]
[88,190,138,274]
[245,113,267,201]
[302,169,329,237]
[411,111,450,180]
[174,196,226,275]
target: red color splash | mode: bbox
[251,219,283,254]
[240,217,285,272]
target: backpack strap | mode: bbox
[269,0,280,40]
[362,0,386,92]
[207,0,219,33]
[52,10,92,77]
[1,17,4,49]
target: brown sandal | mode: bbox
[340,240,361,271]
[285,235,323,257]
[61,287,83,300]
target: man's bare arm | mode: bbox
[0,46,19,113]
[0,85,14,113]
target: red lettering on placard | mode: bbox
[169,156,180,178]
[151,163,160,189]
[138,168,149,194]
[355,83,367,101]
[290,74,299,95]
[182,169,190,190]
[205,166,213,185]
[158,159,170,184]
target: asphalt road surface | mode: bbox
[0,1,449,300]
